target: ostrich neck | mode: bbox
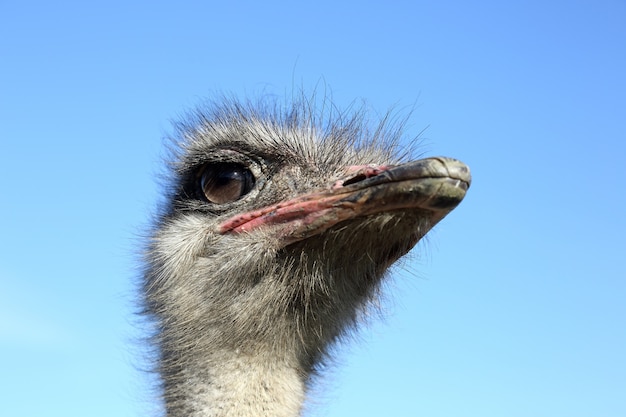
[169,348,306,417]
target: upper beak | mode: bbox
[219,157,471,245]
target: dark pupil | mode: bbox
[216,169,241,186]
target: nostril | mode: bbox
[339,164,391,188]
[331,165,391,189]
[342,174,368,186]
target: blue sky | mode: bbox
[1,1,625,416]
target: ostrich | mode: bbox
[142,96,471,417]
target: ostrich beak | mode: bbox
[219,157,471,245]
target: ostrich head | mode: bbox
[143,97,471,416]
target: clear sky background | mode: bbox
[1,1,625,416]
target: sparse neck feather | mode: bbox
[167,348,306,417]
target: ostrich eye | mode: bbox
[200,163,255,204]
